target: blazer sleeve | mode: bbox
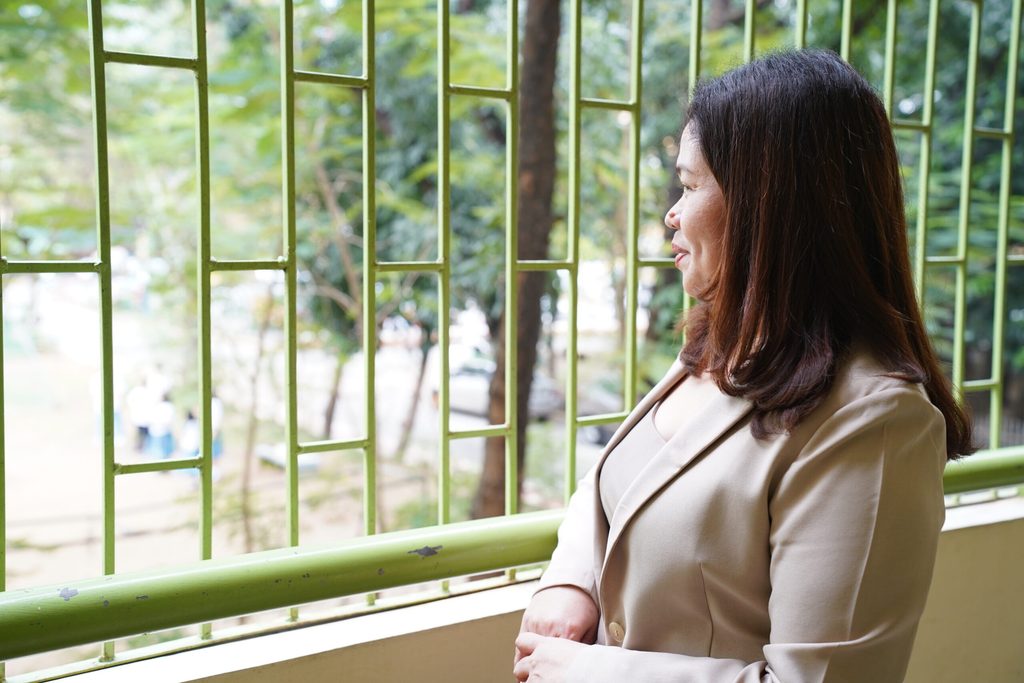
[564,386,948,683]
[534,462,601,605]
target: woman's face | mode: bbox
[664,124,727,299]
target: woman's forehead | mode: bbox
[675,127,704,176]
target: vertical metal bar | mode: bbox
[883,0,898,116]
[281,0,301,622]
[437,0,452,527]
[913,0,940,299]
[281,0,300,556]
[361,0,377,539]
[361,0,378,605]
[689,0,702,93]
[0,186,5,683]
[988,0,1021,448]
[565,0,582,500]
[683,0,702,326]
[953,0,982,392]
[840,0,853,61]
[504,0,520,518]
[625,0,643,410]
[192,0,214,640]
[794,0,807,49]
[87,0,117,663]
[743,0,755,63]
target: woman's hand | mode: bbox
[514,586,598,664]
[513,632,588,682]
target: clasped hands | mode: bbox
[513,585,599,683]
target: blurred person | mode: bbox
[124,379,155,454]
[180,409,200,460]
[211,393,224,464]
[148,393,176,460]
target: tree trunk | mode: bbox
[390,325,432,463]
[321,349,347,439]
[472,0,561,519]
[241,283,275,554]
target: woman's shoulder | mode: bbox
[779,348,946,469]
[818,346,935,421]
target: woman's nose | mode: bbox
[664,207,679,230]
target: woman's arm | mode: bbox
[521,387,947,683]
[533,462,601,600]
[516,463,602,661]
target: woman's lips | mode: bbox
[674,251,688,268]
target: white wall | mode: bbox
[905,498,1024,683]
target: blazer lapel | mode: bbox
[588,360,688,585]
[601,385,754,568]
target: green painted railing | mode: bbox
[0,511,562,662]
[1,0,1023,677]
[942,448,1024,495]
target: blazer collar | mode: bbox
[594,362,754,575]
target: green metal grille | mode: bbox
[1,0,1023,676]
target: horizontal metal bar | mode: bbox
[943,448,1024,494]
[449,425,509,440]
[210,258,286,272]
[0,259,101,274]
[637,257,674,267]
[375,260,444,273]
[0,511,562,661]
[577,411,628,426]
[297,438,370,454]
[974,125,1012,139]
[962,378,998,391]
[925,255,966,265]
[892,118,931,133]
[113,458,203,475]
[1008,254,1024,264]
[293,70,368,89]
[517,260,573,271]
[448,84,513,101]
[580,97,637,112]
[105,50,197,70]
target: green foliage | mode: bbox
[2,0,1022,386]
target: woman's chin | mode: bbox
[681,277,709,301]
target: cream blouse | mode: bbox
[599,372,730,521]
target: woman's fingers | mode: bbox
[512,633,586,682]
[513,630,538,668]
[512,654,530,682]
[513,633,542,682]
[516,631,540,655]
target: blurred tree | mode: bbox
[473,0,561,519]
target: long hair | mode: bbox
[680,49,973,460]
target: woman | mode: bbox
[513,49,973,683]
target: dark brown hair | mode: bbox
[680,49,973,460]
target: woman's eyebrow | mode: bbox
[675,161,694,175]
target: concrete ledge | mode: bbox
[63,583,532,683]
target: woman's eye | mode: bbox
[681,184,693,193]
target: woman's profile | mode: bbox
[513,49,973,683]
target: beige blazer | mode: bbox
[536,350,947,682]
